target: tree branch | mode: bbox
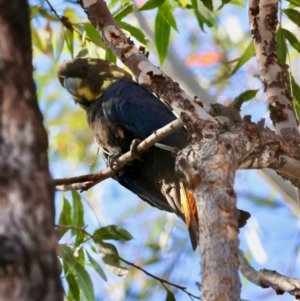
[239,249,300,298]
[248,0,299,139]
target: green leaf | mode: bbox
[30,5,41,19]
[276,26,286,64]
[93,225,134,242]
[105,49,117,63]
[231,89,259,107]
[155,9,170,65]
[200,0,213,11]
[86,251,107,282]
[31,25,44,53]
[113,2,134,22]
[65,28,74,58]
[160,1,178,31]
[177,0,188,7]
[60,244,77,267]
[72,191,85,246]
[291,76,300,117]
[66,272,80,301]
[118,21,148,44]
[77,247,85,266]
[218,0,231,9]
[55,23,65,61]
[57,197,72,239]
[139,0,166,11]
[231,41,255,75]
[39,8,58,21]
[191,0,213,30]
[64,7,82,24]
[75,263,95,301]
[83,23,107,49]
[282,28,300,53]
[165,288,176,301]
[97,241,129,277]
[283,9,300,27]
[286,0,300,5]
[76,48,89,57]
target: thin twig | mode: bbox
[56,225,200,300]
[119,256,201,300]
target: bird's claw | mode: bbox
[130,139,143,160]
[107,152,122,172]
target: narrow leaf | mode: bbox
[231,89,259,107]
[66,272,80,301]
[72,191,85,246]
[165,288,176,301]
[231,41,255,75]
[139,0,166,11]
[113,2,134,22]
[105,49,117,63]
[155,9,170,65]
[55,23,65,62]
[97,241,129,277]
[31,25,44,53]
[76,48,89,58]
[283,9,300,27]
[86,251,107,282]
[118,21,148,44]
[200,0,213,11]
[84,23,107,49]
[282,28,300,53]
[286,0,300,5]
[93,225,134,242]
[60,244,77,267]
[65,28,74,58]
[57,197,72,239]
[160,1,178,31]
[30,5,40,19]
[276,26,286,64]
[75,263,95,301]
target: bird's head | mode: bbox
[57,58,133,109]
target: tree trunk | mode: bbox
[0,1,63,300]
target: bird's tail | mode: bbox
[180,183,199,250]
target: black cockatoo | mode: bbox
[57,58,250,250]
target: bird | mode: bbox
[57,58,250,250]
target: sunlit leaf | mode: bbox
[55,23,65,61]
[113,2,134,22]
[75,263,95,301]
[276,26,286,64]
[177,0,188,7]
[93,225,134,242]
[286,0,300,5]
[31,25,44,54]
[139,0,166,11]
[97,241,129,277]
[282,28,300,53]
[30,5,40,19]
[155,8,170,65]
[283,9,300,27]
[86,251,107,282]
[65,28,74,58]
[159,1,178,31]
[72,191,85,246]
[84,23,107,49]
[39,8,58,21]
[118,21,148,44]
[64,7,82,24]
[230,41,255,75]
[200,0,213,11]
[191,0,213,30]
[58,197,72,239]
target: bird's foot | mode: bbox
[130,139,143,160]
[107,152,122,171]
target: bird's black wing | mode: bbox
[101,80,188,147]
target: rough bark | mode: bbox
[248,0,299,139]
[0,1,63,300]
